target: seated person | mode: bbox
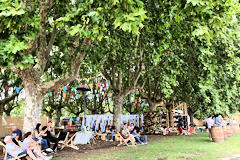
[33,123,53,152]
[123,123,129,134]
[42,121,59,152]
[177,123,183,135]
[128,123,135,133]
[118,129,135,146]
[106,126,116,141]
[65,121,74,131]
[187,124,197,135]
[131,128,147,145]
[10,123,22,145]
[4,135,51,160]
[22,132,52,160]
[162,126,169,136]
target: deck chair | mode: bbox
[60,132,79,150]
[58,132,69,146]
[117,134,136,147]
[0,141,27,160]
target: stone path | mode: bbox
[221,154,240,160]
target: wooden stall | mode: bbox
[144,102,188,134]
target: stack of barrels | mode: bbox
[211,124,239,143]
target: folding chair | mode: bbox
[0,141,27,160]
[58,132,69,146]
[117,134,135,147]
[60,132,79,150]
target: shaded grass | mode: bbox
[54,132,240,160]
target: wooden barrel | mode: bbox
[223,127,228,140]
[211,126,224,143]
[227,125,233,137]
[232,124,239,134]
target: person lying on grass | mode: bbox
[22,132,53,160]
[131,128,148,145]
[4,135,51,160]
[118,129,136,146]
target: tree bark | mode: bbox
[189,111,195,125]
[22,70,43,133]
[0,104,3,116]
[113,95,123,132]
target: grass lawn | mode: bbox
[54,132,240,160]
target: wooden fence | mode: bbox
[0,116,52,137]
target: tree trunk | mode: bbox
[0,104,3,116]
[56,108,62,126]
[113,95,123,132]
[22,73,43,133]
[189,112,195,125]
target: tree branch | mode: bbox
[40,38,91,95]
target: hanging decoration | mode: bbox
[63,93,66,99]
[62,86,67,92]
[89,84,93,89]
[15,87,21,94]
[70,93,73,98]
[49,92,52,96]
[5,87,9,91]
[103,82,107,87]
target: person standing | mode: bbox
[206,115,214,141]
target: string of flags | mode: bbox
[2,81,148,107]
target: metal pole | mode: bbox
[84,92,87,127]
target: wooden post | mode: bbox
[166,110,169,128]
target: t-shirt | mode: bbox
[22,138,33,150]
[206,118,214,129]
[215,117,221,125]
[6,143,24,157]
[12,129,22,141]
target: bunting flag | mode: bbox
[137,103,140,107]
[69,94,73,98]
[76,94,79,99]
[134,89,136,94]
[5,87,9,91]
[49,92,52,96]
[62,86,67,92]
[89,84,93,89]
[134,100,137,103]
[96,83,99,90]
[103,93,106,99]
[72,87,77,92]
[67,86,70,90]
[88,94,93,99]
[63,93,66,99]
[107,80,110,86]
[54,89,57,94]
[98,82,101,88]
[130,100,133,103]
[56,93,59,98]
[108,93,112,97]
[80,84,85,88]
[141,104,144,107]
[103,82,107,87]
[96,94,100,98]
[15,87,21,94]
[60,88,63,91]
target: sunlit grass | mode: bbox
[54,132,240,160]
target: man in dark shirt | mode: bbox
[10,123,22,145]
[42,121,59,152]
